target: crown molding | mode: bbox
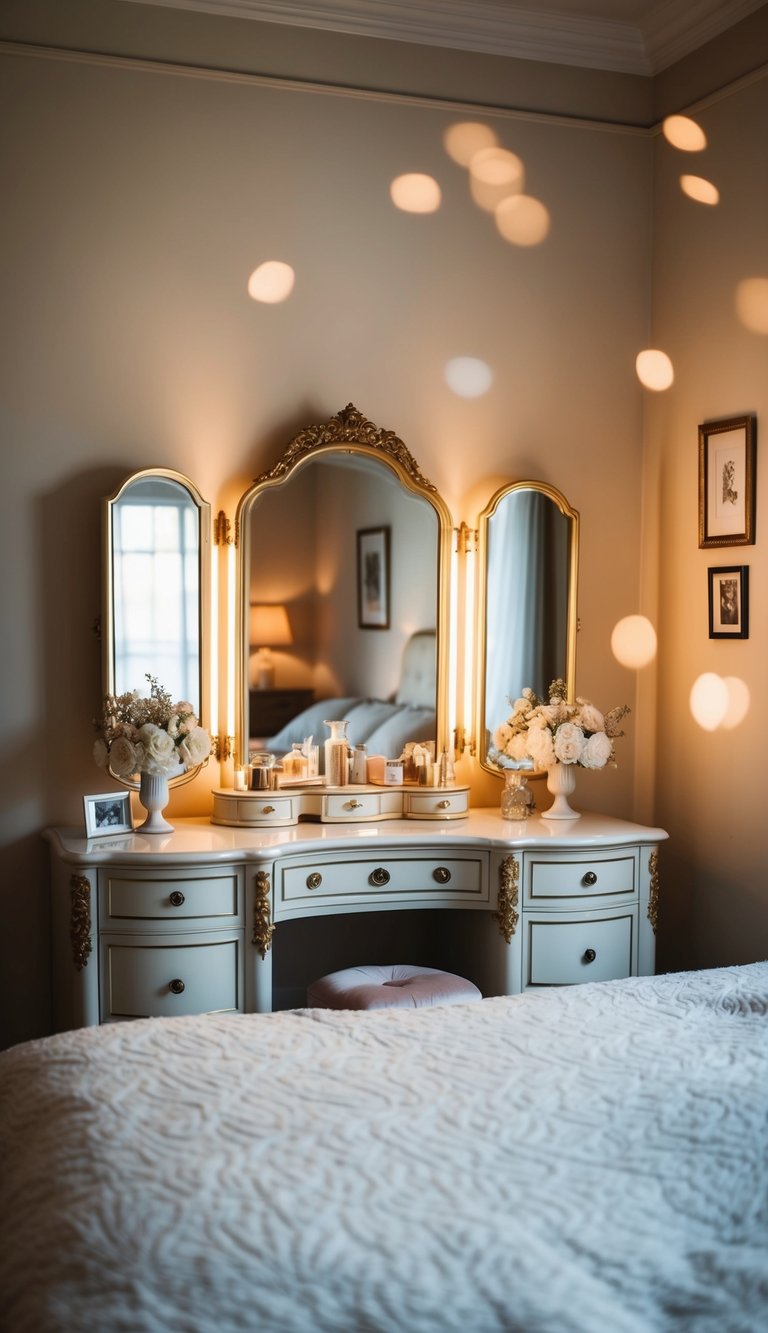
[122,0,767,76]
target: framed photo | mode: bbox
[698,414,756,548]
[357,526,390,629]
[708,565,749,639]
[83,791,133,838]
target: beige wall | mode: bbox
[3,2,760,1047]
[646,69,768,973]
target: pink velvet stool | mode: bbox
[307,963,482,1011]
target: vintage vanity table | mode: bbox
[48,405,666,1030]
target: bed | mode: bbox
[261,630,437,767]
[1,963,767,1332]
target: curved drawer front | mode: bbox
[404,789,469,820]
[322,790,402,821]
[279,852,487,911]
[526,853,636,906]
[524,909,637,988]
[101,934,242,1019]
[100,869,242,924]
[211,792,300,827]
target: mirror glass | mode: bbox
[477,482,578,771]
[104,469,210,722]
[236,406,451,771]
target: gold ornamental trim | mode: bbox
[252,869,275,959]
[251,404,437,494]
[647,850,660,934]
[495,855,520,942]
[70,874,93,970]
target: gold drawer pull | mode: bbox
[369,867,390,887]
[169,891,185,907]
[433,866,451,884]
[307,872,322,890]
[437,799,451,810]
[261,805,275,815]
[581,871,598,887]
[169,978,186,994]
[344,800,363,810]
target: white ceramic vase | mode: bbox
[542,762,580,820]
[137,764,183,833]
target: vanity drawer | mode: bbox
[100,933,243,1019]
[99,868,242,925]
[279,852,487,911]
[525,853,636,906]
[211,791,300,827]
[321,790,403,821]
[403,789,469,820]
[523,909,636,988]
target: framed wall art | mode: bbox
[357,526,390,629]
[708,565,749,639]
[83,791,133,838]
[698,414,756,548]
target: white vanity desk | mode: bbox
[47,811,666,1031]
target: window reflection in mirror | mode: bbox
[106,473,208,718]
[479,483,578,771]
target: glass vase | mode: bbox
[500,770,532,820]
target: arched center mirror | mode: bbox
[476,481,579,773]
[103,467,211,784]
[236,405,452,774]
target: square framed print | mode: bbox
[698,414,756,548]
[83,791,133,838]
[708,565,749,639]
[357,526,390,629]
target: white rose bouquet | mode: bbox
[93,674,211,778]
[490,678,629,772]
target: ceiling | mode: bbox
[127,0,768,75]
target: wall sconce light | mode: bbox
[249,603,293,690]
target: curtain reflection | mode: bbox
[484,491,568,757]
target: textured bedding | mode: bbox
[1,964,767,1332]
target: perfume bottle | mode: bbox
[501,770,532,820]
[323,719,350,786]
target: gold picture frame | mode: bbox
[698,414,756,548]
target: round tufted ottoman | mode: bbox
[307,963,482,1011]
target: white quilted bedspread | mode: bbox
[2,964,768,1333]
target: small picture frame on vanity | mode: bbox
[708,565,749,639]
[83,791,134,838]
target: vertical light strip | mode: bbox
[209,537,219,743]
[447,539,459,754]
[225,541,237,779]
[462,542,476,753]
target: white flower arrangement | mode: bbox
[490,678,629,772]
[93,674,211,778]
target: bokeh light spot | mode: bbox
[390,173,442,213]
[663,115,707,151]
[469,147,524,212]
[735,277,768,334]
[721,677,751,730]
[680,174,719,205]
[495,194,550,247]
[690,673,729,731]
[444,122,498,166]
[444,357,493,398]
[635,348,674,391]
[247,261,295,304]
[611,615,657,669]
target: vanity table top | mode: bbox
[46,810,668,865]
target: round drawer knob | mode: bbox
[169,891,185,907]
[369,867,391,887]
[437,800,451,810]
[581,871,598,887]
[344,800,363,810]
[169,978,186,994]
[583,949,597,964]
[433,866,451,884]
[306,872,322,890]
[261,805,275,814]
